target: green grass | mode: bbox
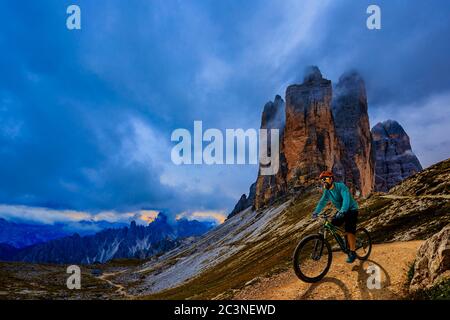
[412,278,450,300]
[406,260,415,286]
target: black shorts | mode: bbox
[331,210,358,234]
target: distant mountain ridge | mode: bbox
[0,218,68,248]
[0,217,128,248]
[0,214,215,264]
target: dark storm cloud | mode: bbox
[0,0,448,220]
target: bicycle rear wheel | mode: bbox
[292,234,332,283]
[355,228,372,260]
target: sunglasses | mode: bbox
[321,177,332,182]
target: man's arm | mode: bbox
[339,184,351,213]
[313,190,329,216]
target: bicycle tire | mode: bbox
[292,234,332,283]
[355,228,372,260]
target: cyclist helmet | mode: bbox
[319,171,334,179]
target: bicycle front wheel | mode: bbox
[292,234,332,283]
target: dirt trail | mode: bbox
[98,271,134,299]
[233,241,422,300]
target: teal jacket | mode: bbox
[313,182,358,215]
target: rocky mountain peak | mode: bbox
[303,65,324,83]
[154,212,169,224]
[332,70,375,196]
[336,70,365,91]
[261,95,285,130]
[273,94,283,103]
[228,181,257,218]
[284,68,342,186]
[372,120,422,192]
[228,195,248,219]
[230,67,423,214]
[373,120,406,138]
[252,94,288,210]
[332,71,367,121]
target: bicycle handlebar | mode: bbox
[317,211,340,221]
[316,213,331,222]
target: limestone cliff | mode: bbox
[332,71,375,196]
[372,120,422,192]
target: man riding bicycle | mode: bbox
[312,171,359,263]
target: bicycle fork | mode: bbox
[311,230,326,261]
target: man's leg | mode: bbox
[345,210,358,251]
[331,213,345,229]
[346,232,356,251]
[344,210,358,263]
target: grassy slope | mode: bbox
[142,192,321,300]
[141,159,450,300]
[0,255,154,300]
[0,262,119,300]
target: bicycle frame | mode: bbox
[318,215,349,254]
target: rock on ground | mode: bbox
[409,224,450,294]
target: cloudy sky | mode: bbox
[0,0,449,225]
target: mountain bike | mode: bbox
[292,213,372,283]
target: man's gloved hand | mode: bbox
[311,212,319,219]
[335,211,345,219]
